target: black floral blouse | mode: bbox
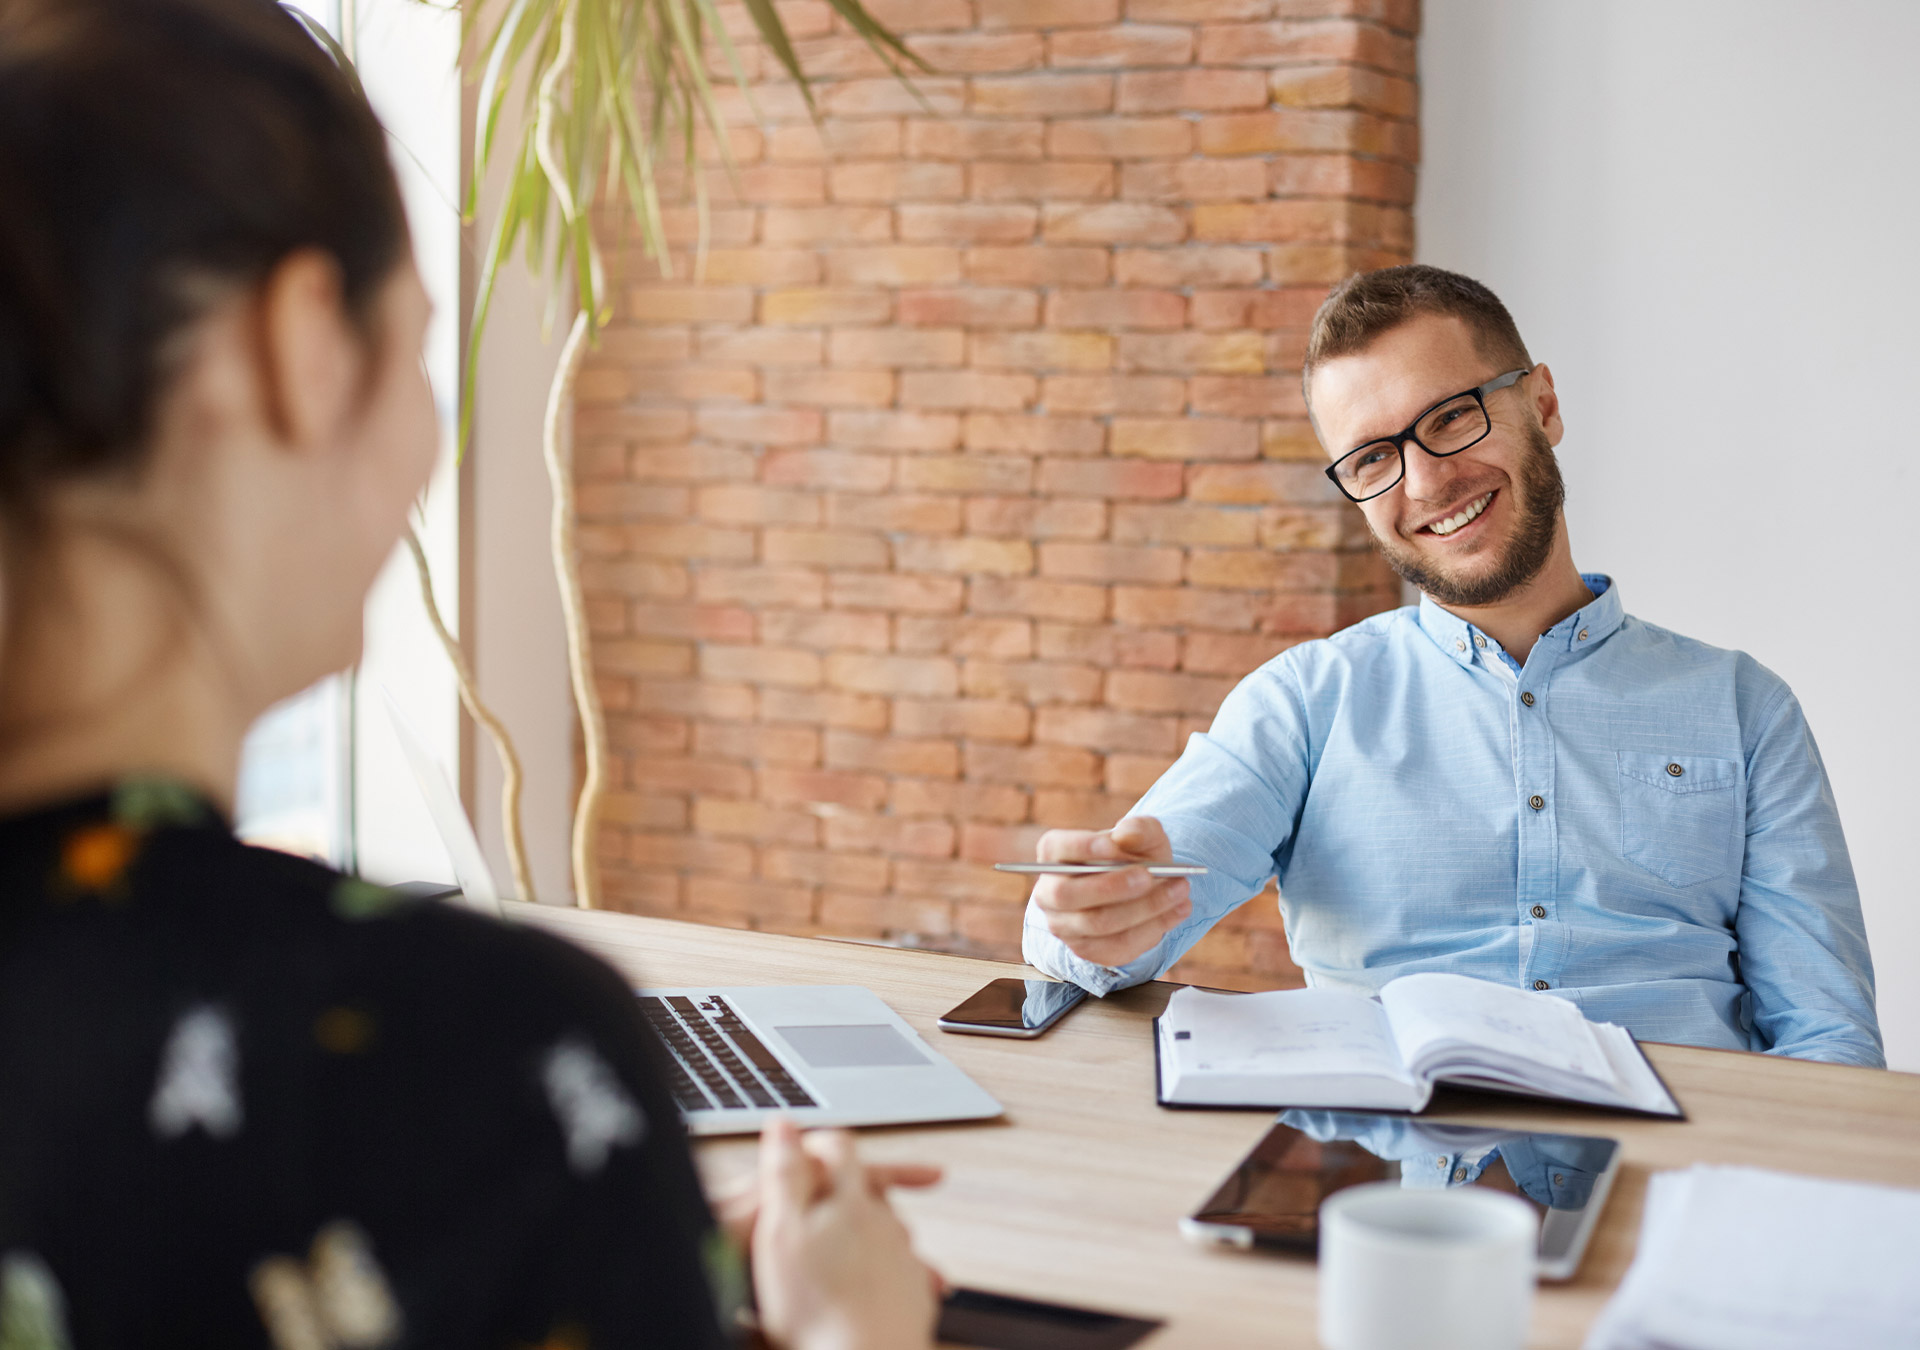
[0,780,739,1348]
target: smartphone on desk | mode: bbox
[938,978,1088,1039]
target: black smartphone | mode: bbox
[937,978,1088,1039]
[1180,1110,1622,1280]
[937,1287,1161,1350]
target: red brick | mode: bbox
[817,892,955,938]
[828,160,966,204]
[601,868,681,916]
[907,119,1046,162]
[896,288,1040,328]
[1043,373,1186,415]
[964,412,1106,455]
[970,161,1116,201]
[1196,109,1418,161]
[823,77,967,118]
[761,206,894,245]
[627,831,757,875]
[762,367,895,408]
[823,811,958,858]
[1117,331,1266,374]
[958,822,1051,865]
[1268,244,1405,285]
[824,729,962,778]
[1189,375,1309,418]
[1035,623,1180,669]
[600,639,695,677]
[894,858,1030,904]
[972,73,1115,117]
[899,454,1036,495]
[1192,199,1373,244]
[1112,585,1258,630]
[967,576,1109,623]
[1039,541,1183,584]
[593,327,692,367]
[580,558,688,600]
[965,497,1107,540]
[694,721,822,764]
[763,527,891,570]
[971,330,1113,371]
[764,847,892,893]
[761,449,893,492]
[609,714,689,756]
[900,369,1037,412]
[782,35,892,80]
[827,409,961,452]
[1106,752,1177,796]
[895,536,1036,576]
[760,687,891,732]
[1036,458,1185,499]
[830,572,966,614]
[1120,158,1269,201]
[892,698,1033,743]
[627,444,757,483]
[1182,631,1302,674]
[826,651,960,698]
[1047,25,1194,67]
[899,203,1040,244]
[1113,503,1259,547]
[603,791,691,831]
[576,483,693,519]
[895,614,1035,659]
[626,365,758,403]
[828,329,966,371]
[978,0,1121,25]
[906,31,1046,72]
[1127,0,1275,23]
[964,246,1110,286]
[692,566,826,608]
[1036,706,1181,754]
[698,328,825,367]
[760,288,893,326]
[708,163,828,206]
[759,766,889,812]
[1111,416,1260,460]
[858,0,974,33]
[629,602,758,642]
[631,678,757,721]
[1106,669,1236,715]
[1270,65,1418,119]
[1259,506,1351,550]
[1187,548,1337,590]
[1045,289,1187,330]
[827,492,964,533]
[1117,67,1270,112]
[1043,202,1186,245]
[759,609,892,652]
[624,286,755,323]
[685,875,815,922]
[965,742,1102,788]
[822,246,963,287]
[1188,461,1340,504]
[1047,116,1192,159]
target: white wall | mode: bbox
[1420,1,1920,1069]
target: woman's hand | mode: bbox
[751,1118,940,1350]
[712,1144,941,1252]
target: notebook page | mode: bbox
[1380,973,1611,1086]
[1161,987,1409,1084]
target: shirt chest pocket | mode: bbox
[1617,752,1742,888]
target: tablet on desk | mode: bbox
[1181,1110,1622,1280]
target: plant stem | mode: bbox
[403,522,535,905]
[544,310,604,909]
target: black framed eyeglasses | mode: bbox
[1323,369,1532,503]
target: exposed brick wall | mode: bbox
[574,0,1416,991]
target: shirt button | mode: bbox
[1531,904,1546,919]
[1474,635,1488,649]
[1520,691,1535,707]
[1455,638,1467,652]
[1577,628,1589,641]
[1553,1174,1566,1186]
[1435,1157,1449,1171]
[1666,762,1684,778]
[1452,1167,1469,1182]
[1533,979,1550,990]
[1528,794,1545,811]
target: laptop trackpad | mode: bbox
[777,1024,928,1069]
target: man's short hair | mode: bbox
[1302,265,1533,415]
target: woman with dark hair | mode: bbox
[0,0,939,1345]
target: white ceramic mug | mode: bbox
[1318,1181,1538,1350]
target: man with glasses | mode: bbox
[1022,265,1882,1067]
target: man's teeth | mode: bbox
[1428,493,1493,537]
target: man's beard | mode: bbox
[1369,425,1566,609]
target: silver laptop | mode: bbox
[639,985,1002,1136]
[385,695,1003,1136]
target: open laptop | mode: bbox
[386,695,1004,1136]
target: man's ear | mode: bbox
[1528,362,1565,446]
[255,249,357,455]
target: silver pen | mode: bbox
[993,862,1209,877]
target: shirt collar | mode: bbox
[1417,573,1622,669]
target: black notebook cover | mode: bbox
[1151,1015,1686,1121]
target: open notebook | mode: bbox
[1155,972,1682,1118]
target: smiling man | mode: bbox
[1021,265,1883,1067]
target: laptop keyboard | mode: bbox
[640,994,819,1114]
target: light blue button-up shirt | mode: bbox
[1023,576,1883,1067]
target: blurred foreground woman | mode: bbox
[0,1,937,1345]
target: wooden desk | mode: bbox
[508,903,1920,1349]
